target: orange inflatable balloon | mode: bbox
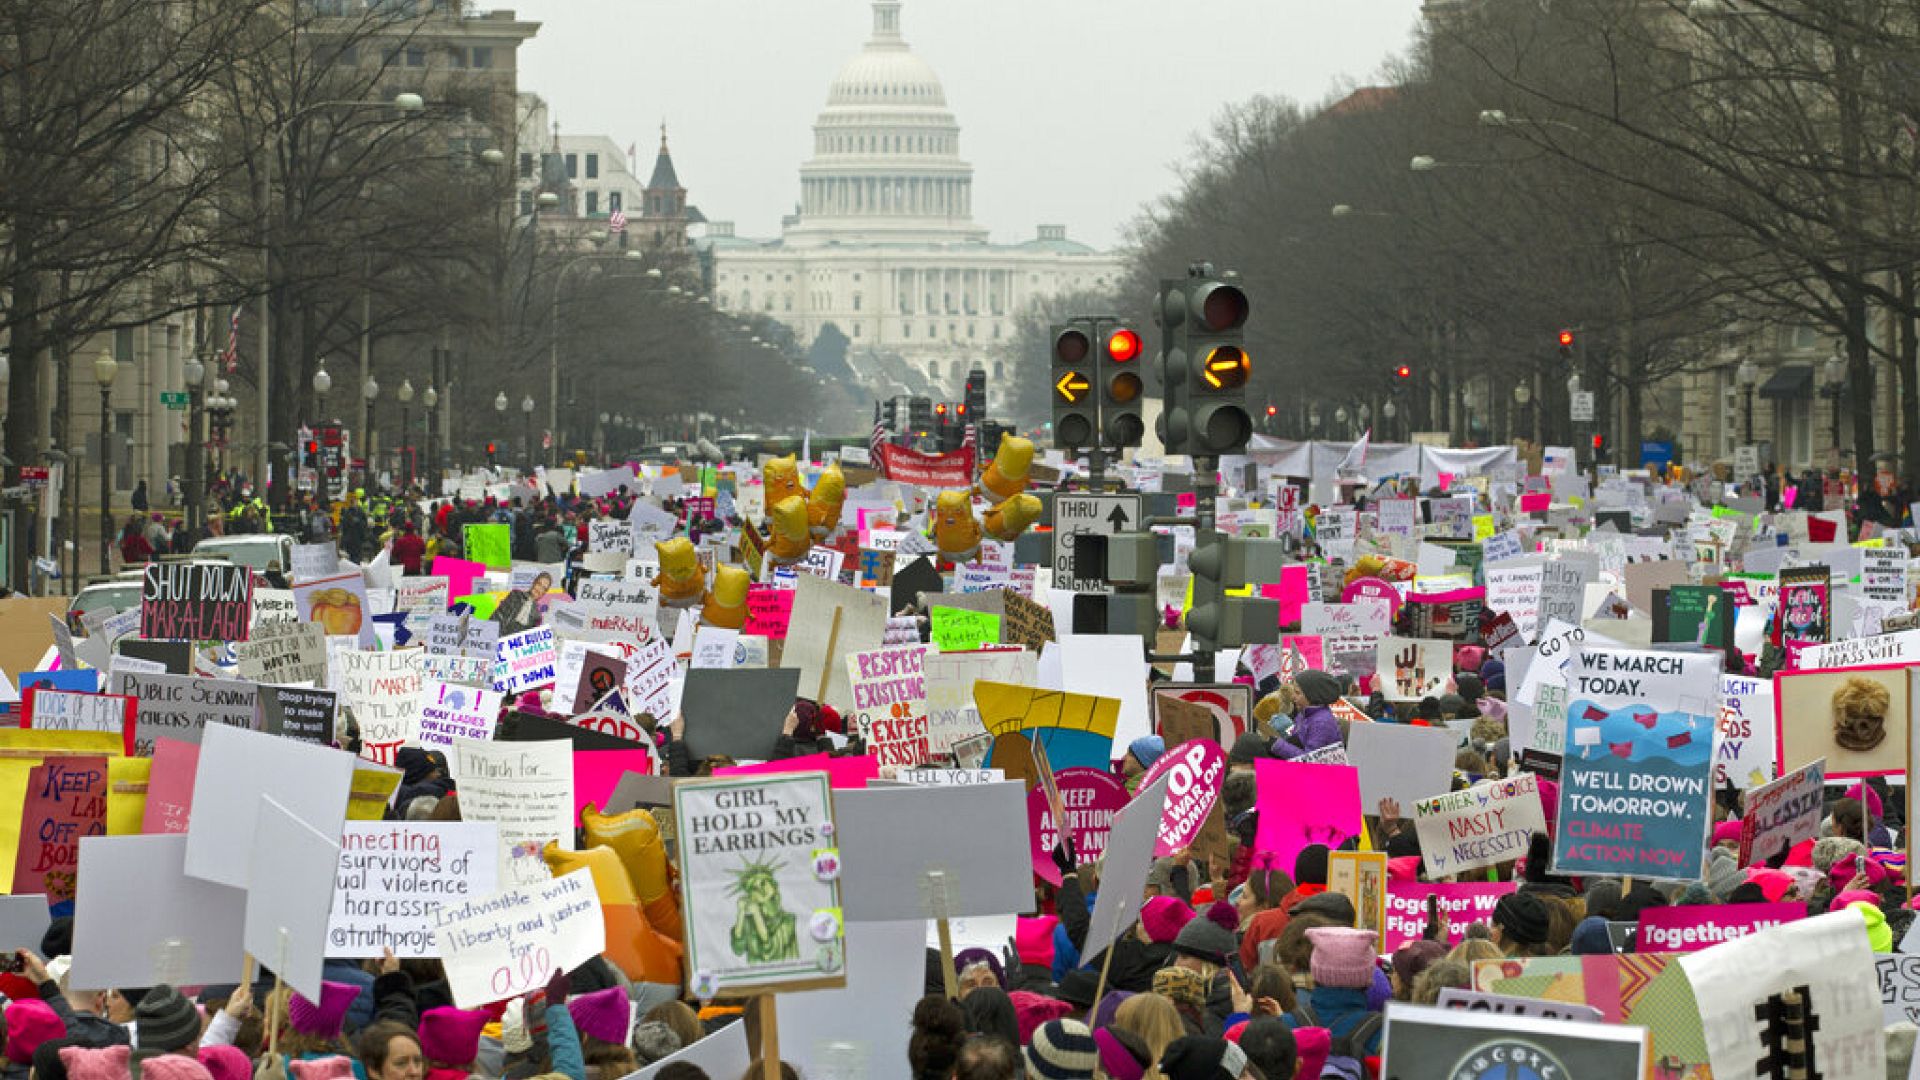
[701,565,750,630]
[581,804,683,941]
[542,842,683,985]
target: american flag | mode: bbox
[869,416,885,461]
[220,304,243,374]
[608,208,627,235]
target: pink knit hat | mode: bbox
[287,1057,356,1080]
[5,999,64,1064]
[1711,819,1743,847]
[418,1007,490,1066]
[1306,926,1378,989]
[1293,1027,1332,1080]
[138,1057,214,1080]
[1139,896,1194,944]
[1746,868,1794,902]
[1845,782,1883,820]
[59,1046,131,1080]
[1015,915,1059,968]
[288,981,359,1039]
[567,986,633,1046]
[1387,856,1421,882]
[198,1046,251,1080]
[1832,888,1881,912]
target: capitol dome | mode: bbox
[788,0,988,245]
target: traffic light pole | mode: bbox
[1188,453,1221,682]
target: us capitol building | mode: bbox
[700,0,1123,392]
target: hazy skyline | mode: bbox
[504,0,1425,251]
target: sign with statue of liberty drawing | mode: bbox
[673,771,847,995]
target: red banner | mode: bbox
[875,443,976,488]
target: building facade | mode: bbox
[703,1,1123,395]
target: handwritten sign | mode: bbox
[412,681,503,749]
[845,645,930,768]
[432,869,603,1007]
[11,756,107,903]
[236,620,328,686]
[333,649,424,766]
[451,738,573,886]
[110,671,257,757]
[1413,774,1547,877]
[22,689,135,756]
[929,606,1001,651]
[329,821,498,957]
[1739,758,1824,866]
[744,586,795,639]
[142,563,252,642]
[493,627,558,696]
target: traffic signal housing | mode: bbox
[1100,325,1145,447]
[486,441,498,466]
[1394,364,1413,382]
[1187,534,1287,649]
[1158,271,1252,457]
[1558,330,1575,362]
[1051,322,1096,449]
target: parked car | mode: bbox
[191,534,296,573]
[65,576,144,633]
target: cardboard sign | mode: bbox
[184,723,355,889]
[1551,646,1718,882]
[433,869,604,1007]
[1434,989,1603,1024]
[930,607,1002,652]
[294,571,373,647]
[783,574,888,709]
[743,585,795,639]
[1134,738,1225,857]
[1080,774,1170,961]
[845,645,929,768]
[1348,721,1457,812]
[1636,903,1804,954]
[111,670,258,757]
[1382,881,1516,952]
[236,620,328,686]
[326,821,498,958]
[1026,766,1129,884]
[411,681,503,749]
[493,626,559,696]
[463,523,512,570]
[141,738,199,834]
[1713,674,1776,790]
[1738,758,1825,866]
[243,795,340,1002]
[11,755,107,903]
[259,687,336,745]
[332,649,424,765]
[425,613,499,660]
[71,834,246,991]
[21,689,135,756]
[1380,1006,1651,1080]
[1375,636,1452,701]
[1775,663,1909,780]
[141,562,253,642]
[1412,774,1548,877]
[835,782,1031,922]
[680,668,801,762]
[924,650,1036,759]
[673,772,846,995]
[450,737,573,887]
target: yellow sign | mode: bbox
[973,680,1120,741]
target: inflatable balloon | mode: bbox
[763,454,804,509]
[807,462,846,540]
[978,434,1035,502]
[767,494,812,564]
[542,842,683,984]
[930,490,983,564]
[983,493,1042,542]
[652,537,705,607]
[702,564,751,629]
[582,804,683,942]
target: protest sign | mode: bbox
[411,681,504,749]
[141,739,198,834]
[184,723,355,889]
[11,755,107,903]
[1713,674,1776,790]
[464,523,512,570]
[250,588,299,630]
[930,606,1002,652]
[1482,561,1544,643]
[772,919,924,1080]
[680,668,800,762]
[111,670,258,757]
[690,627,739,670]
[1681,910,1883,1080]
[21,689,135,756]
[1878,956,1920,1027]
[494,626,559,696]
[1001,590,1055,651]
[452,738,573,886]
[1433,989,1604,1024]
[1081,774,1170,960]
[1375,636,1452,701]
[893,768,1005,786]
[291,542,339,582]
[1348,722,1457,811]
[1777,563,1831,643]
[393,577,450,622]
[1133,737,1225,857]
[1379,1007,1651,1080]
[924,649,1036,760]
[0,895,52,953]
[294,571,373,647]
[1327,850,1388,941]
[326,821,498,958]
[244,795,340,1001]
[1301,600,1392,639]
[1738,758,1825,866]
[1061,634,1152,750]
[1026,766,1129,884]
[674,772,845,995]
[332,649,424,766]
[1775,663,1908,779]
[71,834,246,991]
[845,645,929,767]
[836,782,1030,922]
[141,562,252,642]
[1550,645,1717,882]
[236,620,328,686]
[433,869,604,1007]
[1636,903,1803,954]
[1254,759,1362,882]
[744,585,795,639]
[425,613,499,659]
[259,687,336,745]
[589,518,632,555]
[1412,774,1547,877]
[783,574,888,708]
[1382,881,1515,953]
[616,634,677,720]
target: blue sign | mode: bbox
[1640,441,1675,469]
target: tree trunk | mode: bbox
[1900,268,1920,493]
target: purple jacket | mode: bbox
[1271,705,1340,759]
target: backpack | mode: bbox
[1288,1000,1383,1064]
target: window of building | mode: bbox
[407,46,425,67]
[447,46,466,68]
[608,191,621,212]
[565,153,577,178]
[742,291,751,309]
[471,47,493,69]
[948,323,957,339]
[853,325,861,338]
[585,153,598,179]
[928,360,940,378]
[928,323,935,337]
[519,152,533,178]
[852,293,862,311]
[784,295,793,311]
[967,323,975,338]
[585,191,599,215]
[903,323,911,338]
[992,324,1000,339]
[114,328,135,362]
[519,191,533,215]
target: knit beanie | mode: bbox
[1128,736,1166,770]
[1092,1028,1148,1080]
[1024,1018,1097,1080]
[1812,836,1867,873]
[4,1000,64,1065]
[1294,844,1330,887]
[1290,890,1356,926]
[1139,896,1195,945]
[417,1007,489,1067]
[1307,926,1378,989]
[1292,670,1342,707]
[1171,917,1236,967]
[141,1056,215,1080]
[1228,733,1270,765]
[1151,967,1209,1010]
[1158,1036,1249,1080]
[1492,892,1550,947]
[1832,888,1880,912]
[1707,850,1745,900]
[1203,899,1239,934]
[1570,916,1613,955]
[134,985,201,1053]
[288,981,358,1040]
[198,1046,251,1080]
[1711,819,1743,848]
[567,986,632,1046]
[1851,901,1894,953]
[1390,940,1445,987]
[1746,868,1794,902]
[631,1021,681,1065]
[1016,915,1059,968]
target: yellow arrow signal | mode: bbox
[1202,346,1249,389]
[1055,371,1090,403]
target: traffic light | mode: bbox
[964,366,987,421]
[1158,269,1252,457]
[1558,330,1575,361]
[1394,364,1413,382]
[1187,534,1286,649]
[486,441,498,466]
[1051,322,1096,448]
[1100,325,1145,447]
[909,396,932,433]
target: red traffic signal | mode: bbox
[1265,404,1278,417]
[486,442,497,455]
[956,403,968,416]
[1106,328,1142,362]
[1558,330,1575,348]
[1394,364,1412,380]
[935,403,948,417]
[1591,433,1603,450]
[305,440,319,457]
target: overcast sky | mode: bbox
[503,0,1425,250]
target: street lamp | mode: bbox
[361,377,378,482]
[397,379,414,487]
[313,364,332,420]
[184,356,205,537]
[1822,351,1847,458]
[521,394,535,468]
[422,384,439,488]
[93,349,117,574]
[1410,155,1439,172]
[1735,358,1759,444]
[1381,399,1397,440]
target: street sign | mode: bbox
[160,392,188,410]
[1053,493,1144,593]
[1734,444,1760,477]
[1569,391,1595,423]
